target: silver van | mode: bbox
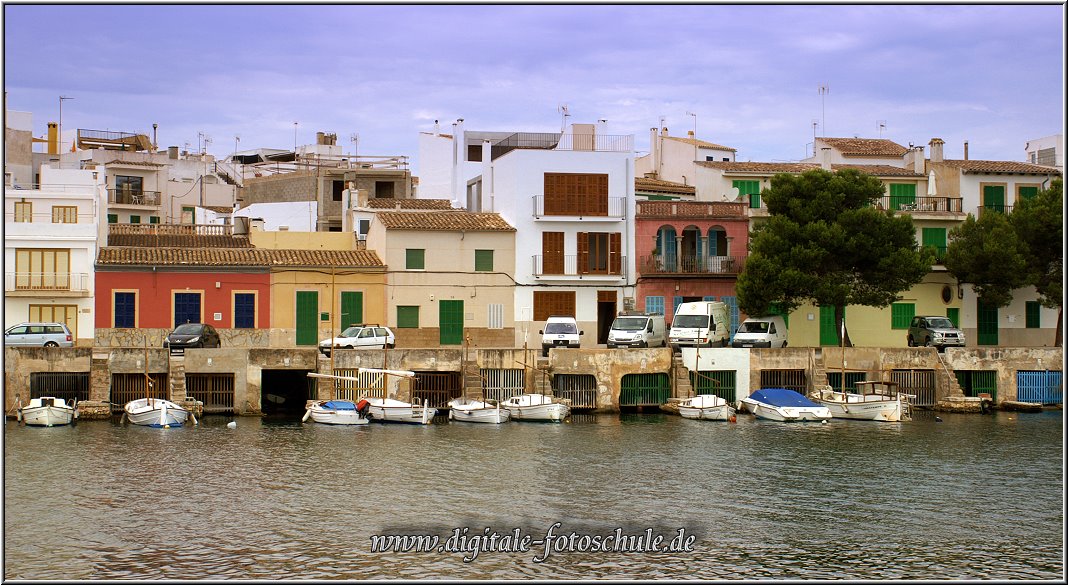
[608,314,667,348]
[4,322,74,348]
[731,315,788,348]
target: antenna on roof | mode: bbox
[877,120,887,138]
[558,104,569,132]
[818,84,829,137]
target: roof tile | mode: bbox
[938,159,1062,175]
[376,211,515,232]
[365,198,454,210]
[819,137,908,157]
[97,248,383,268]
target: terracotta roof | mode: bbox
[376,211,515,232]
[938,159,1062,175]
[635,176,696,195]
[831,164,924,177]
[699,161,820,173]
[664,136,737,152]
[365,198,454,210]
[819,138,908,157]
[97,248,383,268]
[106,232,254,248]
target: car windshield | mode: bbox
[673,315,709,328]
[611,317,648,331]
[740,321,770,333]
[926,318,955,329]
[339,327,363,337]
[545,322,577,334]
[173,324,203,335]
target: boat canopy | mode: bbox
[750,388,821,408]
[322,400,357,410]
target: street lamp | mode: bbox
[59,95,73,155]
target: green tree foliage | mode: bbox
[737,168,933,346]
[943,210,1028,308]
[1010,178,1062,346]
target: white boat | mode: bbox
[448,397,510,424]
[364,397,437,425]
[124,397,190,428]
[501,393,570,422]
[811,381,912,422]
[303,399,370,425]
[678,394,736,421]
[740,388,831,422]
[18,396,76,427]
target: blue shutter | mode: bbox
[234,293,256,328]
[673,296,684,316]
[645,296,665,315]
[114,292,136,328]
[721,296,740,339]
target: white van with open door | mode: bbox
[731,315,788,348]
[668,301,730,350]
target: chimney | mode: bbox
[650,127,660,179]
[820,147,832,170]
[905,146,925,174]
[168,146,179,159]
[661,127,669,137]
[963,140,969,160]
[47,122,58,155]
[929,138,944,163]
[687,130,695,138]
[356,188,369,208]
[316,132,325,145]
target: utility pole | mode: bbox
[59,95,73,156]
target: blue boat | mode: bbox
[741,388,832,422]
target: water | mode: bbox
[4,410,1063,580]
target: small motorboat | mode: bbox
[678,394,735,421]
[364,397,437,425]
[741,388,831,422]
[811,381,912,422]
[18,396,77,427]
[303,399,370,425]
[124,397,190,428]
[448,397,510,424]
[501,393,570,422]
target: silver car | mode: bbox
[907,316,965,349]
[4,322,74,348]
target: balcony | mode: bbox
[490,132,633,160]
[636,200,747,219]
[108,188,161,206]
[5,272,91,296]
[922,245,948,265]
[638,255,746,277]
[531,255,626,279]
[876,196,964,214]
[532,195,626,220]
[978,204,1014,217]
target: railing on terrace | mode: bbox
[108,223,233,237]
[107,188,162,206]
[491,132,633,160]
[978,204,1014,217]
[636,200,747,219]
[532,255,626,278]
[6,272,90,292]
[638,255,746,276]
[876,196,964,213]
[244,154,409,177]
[922,245,948,264]
[532,195,626,218]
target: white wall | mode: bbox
[233,201,317,231]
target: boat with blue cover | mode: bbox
[304,398,370,425]
[741,388,832,422]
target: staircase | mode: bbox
[811,349,830,390]
[672,353,693,398]
[533,355,553,396]
[168,354,186,402]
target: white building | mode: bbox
[1023,134,1063,170]
[4,167,106,344]
[232,201,318,232]
[421,119,636,347]
[635,126,736,186]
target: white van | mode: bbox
[731,315,788,348]
[540,315,583,356]
[669,301,730,350]
[607,313,667,348]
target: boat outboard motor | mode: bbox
[356,399,370,415]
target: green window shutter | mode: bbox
[340,291,363,329]
[405,249,425,270]
[1019,186,1038,201]
[889,184,916,210]
[983,185,1005,211]
[769,303,790,328]
[733,180,760,208]
[921,227,947,262]
[819,305,844,346]
[397,306,419,328]
[129,215,141,224]
[149,216,160,224]
[977,301,999,345]
[946,308,960,328]
[474,250,494,272]
[1025,301,1041,328]
[107,214,118,224]
[891,303,915,329]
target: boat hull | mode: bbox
[20,398,75,427]
[124,398,189,427]
[365,398,437,425]
[501,395,570,422]
[308,401,370,425]
[813,394,904,422]
[741,398,831,422]
[448,399,510,423]
[678,395,736,421]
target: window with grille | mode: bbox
[406,249,425,270]
[397,306,419,328]
[891,303,915,329]
[52,205,77,223]
[533,290,575,321]
[543,173,608,216]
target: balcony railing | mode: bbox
[638,255,746,276]
[532,195,626,219]
[490,132,633,160]
[876,196,964,213]
[922,245,948,264]
[532,255,626,277]
[978,204,1014,217]
[108,188,161,206]
[636,200,747,219]
[108,223,233,237]
[6,272,90,293]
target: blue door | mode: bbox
[1016,371,1063,405]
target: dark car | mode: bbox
[164,323,221,353]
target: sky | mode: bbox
[3,4,1064,172]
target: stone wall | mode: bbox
[241,172,317,204]
[3,347,93,413]
[549,348,673,411]
[393,328,516,349]
[95,328,271,348]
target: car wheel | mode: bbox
[906,336,913,347]
[924,337,933,347]
[387,343,395,349]
[782,341,787,348]
[44,341,58,348]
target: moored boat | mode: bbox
[303,399,371,425]
[501,393,570,422]
[811,381,911,422]
[678,394,736,421]
[18,396,76,427]
[124,397,189,428]
[741,388,831,422]
[364,397,437,424]
[448,397,510,424]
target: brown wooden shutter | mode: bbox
[542,231,564,274]
[533,291,576,321]
[610,232,621,275]
[577,232,589,274]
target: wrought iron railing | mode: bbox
[6,272,90,292]
[876,196,964,213]
[638,255,745,275]
[532,255,626,277]
[107,188,161,206]
[978,204,1014,216]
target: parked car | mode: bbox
[163,323,221,352]
[540,316,583,356]
[907,316,965,350]
[4,322,74,348]
[732,315,788,348]
[319,325,395,355]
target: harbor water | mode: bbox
[3,409,1063,579]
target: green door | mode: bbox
[819,305,844,346]
[889,183,916,210]
[296,291,319,346]
[922,227,947,262]
[983,185,1005,212]
[340,291,363,329]
[977,301,999,345]
[946,307,960,328]
[439,300,464,346]
[620,373,671,406]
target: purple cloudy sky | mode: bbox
[3,4,1063,169]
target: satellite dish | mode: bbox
[730,187,741,201]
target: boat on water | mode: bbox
[811,381,912,422]
[364,397,437,424]
[678,394,736,421]
[18,396,77,427]
[448,397,510,424]
[303,399,371,425]
[124,397,190,428]
[741,388,832,422]
[501,393,570,422]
